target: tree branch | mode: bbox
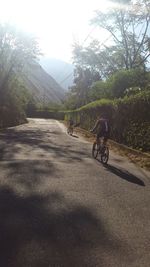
[137,52,150,66]
[132,15,150,65]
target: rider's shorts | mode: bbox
[97,131,109,142]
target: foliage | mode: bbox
[68,0,150,108]
[66,67,150,107]
[125,122,150,151]
[77,98,114,111]
[92,0,150,70]
[0,23,41,128]
[64,90,78,110]
[0,24,40,89]
[64,66,101,109]
[27,109,65,120]
[65,91,150,151]
[72,0,150,79]
[26,99,66,119]
[89,80,112,101]
[107,69,147,98]
[0,79,27,127]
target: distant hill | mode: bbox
[21,63,65,104]
[40,57,74,90]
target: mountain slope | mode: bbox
[40,57,74,90]
[22,63,65,104]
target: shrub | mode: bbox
[65,91,150,152]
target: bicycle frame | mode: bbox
[92,137,109,164]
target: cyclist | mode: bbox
[90,114,110,147]
[67,117,74,135]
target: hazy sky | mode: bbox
[0,0,114,62]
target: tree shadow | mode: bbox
[0,159,59,192]
[0,128,87,162]
[0,126,133,266]
[0,146,5,160]
[0,186,128,267]
[104,164,145,186]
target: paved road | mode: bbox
[0,118,149,267]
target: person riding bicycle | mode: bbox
[67,118,74,135]
[68,118,74,127]
[90,114,110,146]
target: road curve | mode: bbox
[0,118,149,267]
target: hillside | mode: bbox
[40,57,74,90]
[22,63,65,104]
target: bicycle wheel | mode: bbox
[67,127,73,135]
[92,142,99,159]
[101,146,109,164]
[70,127,73,135]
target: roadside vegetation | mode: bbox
[0,23,41,128]
[64,0,150,152]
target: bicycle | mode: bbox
[92,138,109,164]
[67,125,74,135]
[67,122,80,136]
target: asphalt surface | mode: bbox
[0,118,149,267]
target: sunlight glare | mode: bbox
[0,0,119,61]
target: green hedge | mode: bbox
[65,91,150,152]
[0,105,27,128]
[27,109,65,120]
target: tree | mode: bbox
[64,66,101,109]
[65,0,150,108]
[89,80,112,101]
[108,69,147,98]
[64,89,78,110]
[0,23,41,127]
[72,0,150,79]
[0,24,40,92]
[89,68,147,100]
[91,0,150,71]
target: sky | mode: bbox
[0,0,115,63]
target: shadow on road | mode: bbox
[0,186,127,267]
[70,134,79,138]
[3,159,59,191]
[0,128,88,162]
[104,164,145,186]
[0,125,134,266]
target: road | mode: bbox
[0,118,149,267]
